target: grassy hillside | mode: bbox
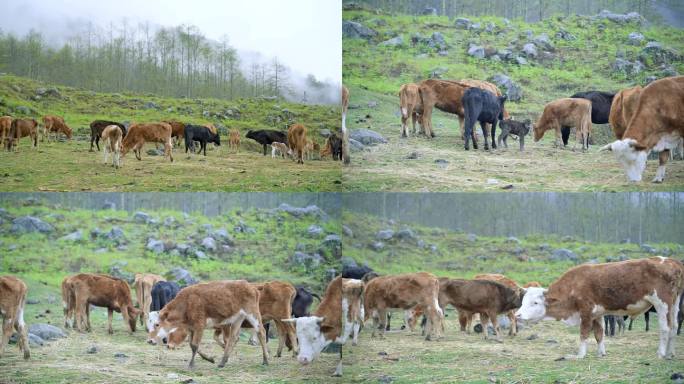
[0,75,342,191]
[342,9,684,191]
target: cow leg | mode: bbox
[667,294,680,358]
[508,311,517,336]
[650,298,672,358]
[386,312,391,331]
[188,329,203,369]
[489,311,503,342]
[645,310,650,331]
[352,320,361,346]
[0,315,12,357]
[653,150,670,183]
[14,298,30,360]
[519,135,525,152]
[566,314,592,359]
[480,313,490,340]
[332,347,343,377]
[166,138,173,162]
[480,122,489,151]
[273,321,286,357]
[401,113,408,138]
[490,121,497,149]
[592,319,606,357]
[262,144,267,156]
[85,304,92,332]
[554,127,561,148]
[285,321,299,356]
[378,309,388,338]
[107,308,114,334]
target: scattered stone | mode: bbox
[133,211,151,224]
[434,159,449,168]
[522,42,537,58]
[167,267,198,285]
[28,324,66,340]
[11,216,53,234]
[370,241,385,251]
[292,252,323,268]
[550,249,578,262]
[467,233,478,242]
[406,151,420,159]
[640,244,657,254]
[376,229,394,240]
[351,129,387,146]
[455,18,471,29]
[26,298,40,305]
[640,42,681,65]
[87,345,99,354]
[212,229,234,245]
[595,10,644,24]
[322,234,342,247]
[422,7,437,16]
[146,238,165,254]
[378,375,394,383]
[526,334,539,340]
[194,250,208,260]
[467,44,485,59]
[201,237,216,251]
[396,228,416,241]
[555,28,576,41]
[627,32,645,45]
[342,21,377,40]
[308,225,324,237]
[276,204,327,219]
[515,56,528,65]
[60,230,83,242]
[506,236,520,244]
[10,332,44,347]
[429,66,449,78]
[342,225,354,237]
[349,138,366,152]
[533,33,554,51]
[380,36,404,47]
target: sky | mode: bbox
[0,0,341,83]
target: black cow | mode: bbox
[150,281,181,312]
[462,88,507,151]
[246,130,287,156]
[184,125,220,156]
[604,315,625,337]
[292,285,321,318]
[563,91,615,144]
[498,119,531,151]
[90,120,127,152]
[341,265,374,279]
[329,132,343,161]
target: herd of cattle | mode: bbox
[394,75,684,183]
[1,256,683,377]
[0,116,346,167]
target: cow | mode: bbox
[604,315,626,337]
[364,272,443,340]
[341,265,374,280]
[533,98,592,151]
[150,281,180,312]
[134,273,165,327]
[498,119,531,151]
[184,124,220,156]
[522,281,542,288]
[283,277,364,377]
[41,115,72,142]
[163,121,185,147]
[570,91,615,125]
[462,87,507,150]
[0,276,31,360]
[121,122,173,162]
[0,116,11,146]
[246,130,288,156]
[5,118,39,151]
[228,129,240,152]
[399,83,423,137]
[516,257,684,359]
[600,76,684,183]
[608,86,643,140]
[342,85,350,164]
[69,273,141,334]
[101,125,124,168]
[150,280,269,368]
[292,286,321,318]
[61,275,77,328]
[90,120,127,152]
[473,273,524,336]
[271,142,290,159]
[249,281,298,358]
[321,133,343,161]
[304,138,315,160]
[287,124,307,164]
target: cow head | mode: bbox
[514,287,549,323]
[283,316,331,365]
[497,95,507,120]
[245,130,256,140]
[522,119,532,136]
[149,309,182,347]
[127,306,141,332]
[600,139,648,182]
[65,125,73,139]
[212,132,221,146]
[532,121,544,142]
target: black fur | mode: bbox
[246,130,287,155]
[292,286,321,318]
[89,120,127,151]
[341,265,374,280]
[329,132,343,161]
[498,119,531,151]
[462,88,507,151]
[184,125,220,156]
[150,281,181,312]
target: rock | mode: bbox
[26,298,39,305]
[522,43,538,58]
[612,58,644,75]
[483,46,498,58]
[319,129,331,138]
[671,373,684,383]
[555,29,576,41]
[167,267,198,285]
[485,22,495,33]
[379,375,394,384]
[586,258,600,264]
[627,32,645,45]
[163,216,176,227]
[342,225,354,237]
[11,216,53,234]
[142,101,159,110]
[455,18,471,29]
[110,262,135,283]
[467,233,477,242]
[308,225,324,237]
[194,250,208,260]
[640,244,657,254]
[292,252,323,268]
[133,211,151,224]
[107,226,125,241]
[201,237,217,251]
[60,230,83,242]
[28,324,65,340]
[380,36,403,47]
[533,33,554,51]
[276,204,327,219]
[341,257,358,269]
[146,238,165,254]
[640,42,681,65]
[406,151,420,159]
[437,50,449,56]
[498,49,514,60]
[342,21,377,40]
[417,239,426,248]
[429,244,438,253]
[15,105,31,114]
[526,334,539,340]
[550,249,578,262]
[146,148,164,156]
[489,74,523,100]
[506,236,520,244]
[87,345,99,354]
[323,234,342,247]
[470,22,481,31]
[596,10,644,24]
[102,201,116,210]
[349,138,366,152]
[429,66,449,78]
[467,44,485,59]
[114,352,128,358]
[422,7,437,16]
[434,159,449,168]
[376,229,394,240]
[351,129,387,146]
[515,56,528,65]
[429,32,448,50]
[370,241,385,251]
[10,332,44,347]
[212,229,234,245]
[396,228,416,241]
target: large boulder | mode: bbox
[455,17,471,29]
[349,138,366,152]
[342,21,377,40]
[376,229,394,240]
[550,249,578,262]
[380,36,404,47]
[627,32,645,45]
[596,10,644,24]
[59,230,83,242]
[307,225,324,237]
[522,43,537,58]
[146,238,165,254]
[489,74,523,102]
[201,237,217,251]
[467,44,485,59]
[28,324,66,340]
[276,204,327,219]
[212,228,234,245]
[533,33,554,51]
[428,32,448,50]
[351,129,387,146]
[11,216,53,234]
[167,267,198,285]
[639,42,681,65]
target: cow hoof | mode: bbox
[652,178,663,184]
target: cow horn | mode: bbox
[599,143,613,152]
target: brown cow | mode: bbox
[522,281,542,288]
[90,120,127,152]
[228,129,240,152]
[0,116,12,146]
[5,118,38,151]
[101,125,124,168]
[70,273,141,334]
[0,276,31,360]
[304,138,315,160]
[609,86,642,140]
[164,121,185,147]
[121,122,173,162]
[287,124,307,164]
[342,85,350,164]
[533,98,592,150]
[151,280,269,368]
[364,272,444,340]
[473,273,523,336]
[61,275,77,328]
[439,278,523,341]
[399,83,423,137]
[601,76,684,183]
[42,115,72,142]
[134,273,165,327]
[516,257,684,359]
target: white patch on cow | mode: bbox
[292,316,330,365]
[434,297,443,317]
[670,293,682,357]
[337,297,352,345]
[591,305,606,316]
[653,165,666,183]
[221,310,247,326]
[576,340,587,359]
[646,290,670,358]
[401,107,408,118]
[561,312,581,326]
[597,340,607,357]
[515,287,548,322]
[657,256,667,263]
[156,326,177,339]
[606,139,648,182]
[652,131,682,153]
[147,311,159,333]
[17,306,25,328]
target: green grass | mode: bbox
[0,75,342,192]
[342,10,684,191]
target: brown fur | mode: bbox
[474,273,523,336]
[42,115,72,142]
[101,125,124,168]
[69,273,141,334]
[228,129,240,152]
[164,121,185,146]
[5,118,38,151]
[121,122,173,162]
[61,275,77,328]
[534,98,592,150]
[287,124,307,164]
[364,272,443,340]
[304,138,315,160]
[399,83,423,137]
[609,86,643,140]
[522,281,542,288]
[0,276,31,360]
[342,85,350,164]
[133,273,164,327]
[204,123,218,135]
[0,116,12,146]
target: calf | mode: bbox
[608,86,642,140]
[101,125,124,168]
[246,129,287,155]
[134,273,164,327]
[184,124,220,156]
[90,120,127,151]
[163,121,185,146]
[516,257,684,359]
[151,280,268,368]
[364,272,443,340]
[0,116,11,146]
[121,122,173,162]
[42,115,72,142]
[283,277,364,377]
[250,281,298,358]
[228,129,240,152]
[462,87,506,151]
[271,142,289,159]
[5,119,38,151]
[534,98,592,151]
[498,119,531,151]
[0,276,31,360]
[287,124,308,164]
[399,83,423,137]
[473,273,524,336]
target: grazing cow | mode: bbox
[364,272,443,340]
[90,120,127,152]
[134,273,165,327]
[121,122,173,162]
[498,119,532,151]
[150,281,180,312]
[246,130,287,155]
[516,257,684,359]
[609,86,643,140]
[462,87,506,150]
[5,119,39,151]
[228,129,240,152]
[271,142,290,159]
[533,98,592,151]
[184,124,221,156]
[283,277,364,377]
[41,115,72,142]
[342,85,350,164]
[321,133,343,161]
[399,83,423,137]
[0,116,11,146]
[101,125,124,168]
[287,124,308,164]
[440,278,523,341]
[600,76,684,183]
[341,265,374,280]
[0,276,31,360]
[61,275,76,328]
[70,273,141,334]
[292,286,321,318]
[151,280,269,368]
[570,91,615,125]
[604,315,626,337]
[163,121,185,146]
[473,273,523,336]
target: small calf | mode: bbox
[498,119,531,151]
[228,129,240,152]
[101,125,124,168]
[271,142,289,159]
